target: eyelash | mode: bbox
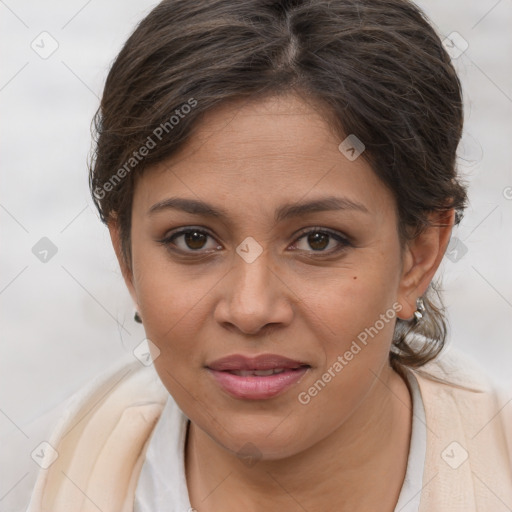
[158,226,352,257]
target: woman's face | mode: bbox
[119,93,421,459]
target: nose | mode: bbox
[214,251,294,336]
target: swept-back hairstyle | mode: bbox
[89,0,467,370]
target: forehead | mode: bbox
[183,93,339,162]
[134,93,395,222]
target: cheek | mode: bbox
[311,246,402,340]
[130,242,205,359]
[308,272,400,382]
[130,224,212,332]
[291,274,401,447]
[136,266,212,403]
[302,245,402,395]
[135,267,209,351]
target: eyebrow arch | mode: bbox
[148,195,370,222]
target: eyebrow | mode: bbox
[148,195,369,223]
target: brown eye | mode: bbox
[306,232,330,251]
[292,228,351,254]
[182,230,208,250]
[160,228,221,254]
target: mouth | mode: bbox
[222,367,308,377]
[206,353,310,372]
[205,353,311,400]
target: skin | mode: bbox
[109,92,454,511]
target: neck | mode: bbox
[185,364,412,512]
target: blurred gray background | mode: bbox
[1,1,511,510]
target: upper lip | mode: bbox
[206,354,310,371]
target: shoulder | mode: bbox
[412,345,494,392]
[410,346,512,502]
[42,351,169,448]
[27,352,169,512]
[411,345,511,429]
[48,349,170,449]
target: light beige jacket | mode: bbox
[27,349,512,512]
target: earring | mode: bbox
[134,311,143,324]
[413,297,426,322]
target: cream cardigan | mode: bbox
[27,349,512,512]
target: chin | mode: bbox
[199,414,309,461]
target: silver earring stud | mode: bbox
[413,297,426,322]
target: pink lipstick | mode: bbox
[206,353,310,400]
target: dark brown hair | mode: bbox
[89,0,468,370]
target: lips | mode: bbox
[206,353,310,372]
[206,353,311,400]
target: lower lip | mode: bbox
[207,367,310,400]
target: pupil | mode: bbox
[185,231,206,250]
[309,232,328,251]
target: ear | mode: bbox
[108,220,138,309]
[396,209,455,320]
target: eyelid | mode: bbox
[158,225,352,255]
[293,226,352,244]
[291,226,352,254]
[157,226,220,253]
